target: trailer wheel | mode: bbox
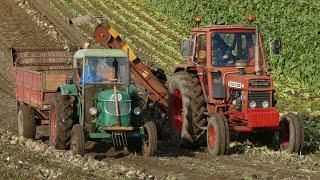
[207,114,228,157]
[18,104,36,139]
[71,124,85,156]
[50,93,75,150]
[142,121,157,157]
[279,113,304,153]
[168,71,206,148]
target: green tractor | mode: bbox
[49,49,157,156]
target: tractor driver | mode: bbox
[212,34,235,67]
[81,58,103,83]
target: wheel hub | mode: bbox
[208,126,216,148]
[280,120,290,149]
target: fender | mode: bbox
[58,84,78,96]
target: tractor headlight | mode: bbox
[133,107,142,116]
[89,107,98,116]
[262,100,269,108]
[249,101,257,108]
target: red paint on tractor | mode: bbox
[280,123,290,148]
[245,108,280,128]
[232,126,253,132]
[208,126,216,148]
[172,89,183,135]
[230,108,279,132]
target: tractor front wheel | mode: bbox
[279,113,304,153]
[142,121,157,157]
[18,104,36,139]
[207,114,229,157]
[71,124,85,156]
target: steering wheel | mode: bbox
[222,54,236,66]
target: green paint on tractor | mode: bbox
[59,84,78,96]
[94,89,132,127]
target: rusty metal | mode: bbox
[105,126,134,131]
[12,48,75,126]
[37,120,50,125]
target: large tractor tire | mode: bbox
[207,114,229,157]
[18,104,36,139]
[168,71,206,148]
[49,93,75,150]
[142,121,158,157]
[279,113,304,153]
[71,124,85,156]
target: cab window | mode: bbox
[194,34,207,64]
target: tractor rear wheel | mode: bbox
[71,124,85,156]
[207,114,229,157]
[168,71,206,148]
[142,121,158,157]
[18,104,36,139]
[49,93,75,150]
[279,113,304,153]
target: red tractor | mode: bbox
[168,24,304,156]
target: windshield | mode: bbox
[212,32,257,67]
[82,57,129,84]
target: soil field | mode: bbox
[0,0,320,179]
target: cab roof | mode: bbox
[73,49,127,59]
[192,25,256,33]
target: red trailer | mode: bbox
[12,48,75,138]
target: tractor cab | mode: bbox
[74,49,130,85]
[181,25,276,114]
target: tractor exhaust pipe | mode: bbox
[254,25,261,75]
[69,14,105,27]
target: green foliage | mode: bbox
[138,0,320,95]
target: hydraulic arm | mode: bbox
[92,23,169,110]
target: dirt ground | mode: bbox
[0,0,320,179]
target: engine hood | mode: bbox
[95,89,131,101]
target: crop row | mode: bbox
[45,0,184,72]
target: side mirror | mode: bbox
[180,39,193,58]
[273,38,282,55]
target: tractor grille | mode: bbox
[249,80,270,88]
[105,101,131,115]
[248,91,271,108]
